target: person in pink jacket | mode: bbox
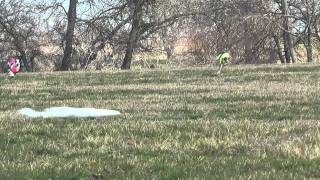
[4,57,20,79]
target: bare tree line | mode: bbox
[0,0,320,71]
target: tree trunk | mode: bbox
[306,44,313,63]
[243,4,254,64]
[282,31,290,63]
[121,0,144,70]
[282,0,290,63]
[244,28,253,63]
[306,26,313,63]
[282,0,296,63]
[288,34,296,63]
[60,0,78,71]
[19,50,31,72]
[273,35,285,63]
[14,41,31,72]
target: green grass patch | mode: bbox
[1,64,320,179]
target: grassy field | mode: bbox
[1,64,320,179]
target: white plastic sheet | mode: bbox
[19,107,121,118]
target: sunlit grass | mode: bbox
[1,64,320,179]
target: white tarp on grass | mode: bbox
[19,107,121,118]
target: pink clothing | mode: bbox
[9,58,16,65]
[8,58,20,74]
[11,66,19,73]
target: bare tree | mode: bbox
[186,0,277,64]
[60,0,78,70]
[121,0,196,69]
[281,0,296,63]
[0,0,41,71]
[291,0,320,63]
[1,0,319,72]
[75,0,130,69]
[121,0,144,69]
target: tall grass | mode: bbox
[1,64,320,179]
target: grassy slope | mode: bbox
[1,64,320,179]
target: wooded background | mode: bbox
[1,0,320,71]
